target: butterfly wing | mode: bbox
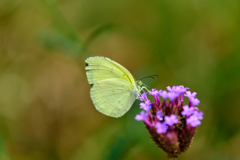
[90,78,138,118]
[85,56,136,85]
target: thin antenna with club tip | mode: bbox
[139,75,159,80]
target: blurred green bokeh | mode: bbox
[0,0,240,160]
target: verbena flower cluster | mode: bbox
[135,85,203,158]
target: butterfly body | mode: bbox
[85,56,141,118]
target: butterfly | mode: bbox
[85,56,143,118]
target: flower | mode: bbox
[139,100,151,111]
[159,90,168,99]
[193,111,203,120]
[191,98,200,106]
[186,114,201,127]
[135,85,203,158]
[137,92,148,101]
[184,91,197,98]
[175,85,189,93]
[135,111,148,121]
[156,122,168,134]
[167,85,189,93]
[149,89,161,105]
[149,88,159,97]
[165,115,179,126]
[181,105,194,116]
[167,92,178,100]
[156,110,164,121]
[166,86,173,91]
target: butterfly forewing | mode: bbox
[85,56,136,86]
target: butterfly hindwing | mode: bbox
[90,78,138,118]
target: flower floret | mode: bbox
[181,105,194,116]
[140,100,151,111]
[149,88,159,97]
[156,110,164,121]
[190,97,200,106]
[165,115,179,126]
[184,91,197,99]
[186,114,201,127]
[167,92,178,100]
[159,90,168,99]
[193,111,203,120]
[137,92,148,101]
[156,122,168,134]
[135,111,148,121]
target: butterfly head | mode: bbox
[135,80,144,97]
[136,80,143,87]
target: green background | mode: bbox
[0,0,240,159]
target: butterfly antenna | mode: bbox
[139,75,159,80]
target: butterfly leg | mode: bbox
[140,86,149,92]
[137,86,148,97]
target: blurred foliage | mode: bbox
[0,0,240,160]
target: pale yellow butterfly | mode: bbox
[85,56,143,118]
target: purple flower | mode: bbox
[194,107,199,111]
[167,85,189,93]
[166,86,173,92]
[156,110,164,121]
[135,111,148,121]
[156,122,168,134]
[167,92,178,100]
[184,91,197,99]
[140,100,151,111]
[135,85,203,158]
[149,88,159,97]
[181,105,194,116]
[149,89,161,105]
[186,114,201,127]
[177,85,189,92]
[193,111,203,120]
[159,90,168,99]
[190,98,200,106]
[137,92,148,101]
[176,86,189,100]
[165,115,179,126]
